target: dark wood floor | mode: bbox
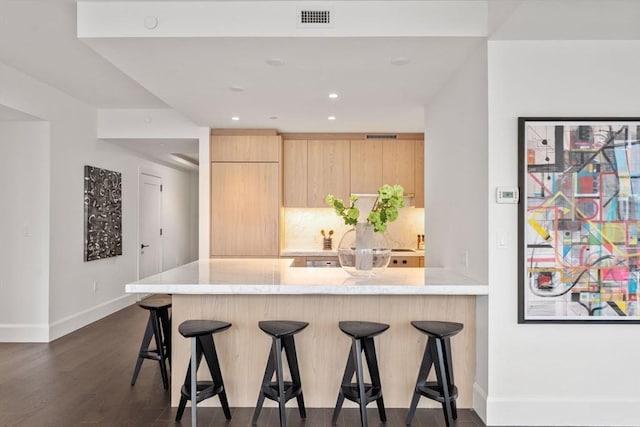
[0,304,486,426]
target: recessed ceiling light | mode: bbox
[231,116,240,121]
[266,58,285,67]
[390,56,410,66]
[328,93,339,99]
[229,86,245,92]
[328,116,336,121]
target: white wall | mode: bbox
[0,61,198,342]
[423,41,489,421]
[424,42,488,281]
[0,121,50,341]
[487,40,640,426]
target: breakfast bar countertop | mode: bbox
[126,258,488,296]
[280,249,425,257]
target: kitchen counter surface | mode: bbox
[126,258,487,295]
[280,248,425,257]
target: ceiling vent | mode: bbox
[297,6,333,28]
[366,134,398,140]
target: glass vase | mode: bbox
[337,223,391,277]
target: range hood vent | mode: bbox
[297,6,333,27]
[366,134,398,140]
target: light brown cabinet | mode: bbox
[210,132,281,257]
[350,139,383,194]
[307,139,350,207]
[283,134,424,208]
[211,134,280,162]
[283,140,308,207]
[350,138,424,207]
[382,139,416,196]
[414,139,425,208]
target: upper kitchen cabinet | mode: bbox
[382,139,416,196]
[414,139,425,208]
[307,139,350,207]
[351,137,424,207]
[283,139,308,207]
[350,139,383,194]
[210,132,281,162]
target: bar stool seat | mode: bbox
[332,321,389,427]
[406,320,464,427]
[253,320,309,427]
[176,319,232,424]
[130,295,172,390]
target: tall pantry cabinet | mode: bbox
[210,131,281,257]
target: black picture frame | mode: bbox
[84,165,122,261]
[518,117,640,323]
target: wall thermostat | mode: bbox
[496,187,519,204]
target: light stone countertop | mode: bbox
[280,249,425,257]
[126,258,488,295]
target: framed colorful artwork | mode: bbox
[518,117,640,323]
[84,165,122,261]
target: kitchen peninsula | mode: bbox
[126,259,488,409]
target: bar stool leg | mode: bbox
[434,339,453,427]
[252,344,277,424]
[159,308,172,367]
[190,337,197,427]
[353,338,368,427]
[200,334,232,420]
[443,337,458,420]
[332,346,356,424]
[363,337,386,422]
[131,317,153,386]
[150,311,169,390]
[283,336,306,419]
[274,337,287,427]
[406,338,434,425]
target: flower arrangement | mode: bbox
[325,184,405,232]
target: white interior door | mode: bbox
[139,173,162,279]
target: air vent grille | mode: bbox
[300,10,331,24]
[366,134,398,140]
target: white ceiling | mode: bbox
[85,36,483,132]
[0,0,492,166]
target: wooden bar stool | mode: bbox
[175,319,232,426]
[332,320,389,427]
[252,320,309,427]
[130,294,172,389]
[406,320,464,427]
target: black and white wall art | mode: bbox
[84,165,122,261]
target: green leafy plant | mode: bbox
[326,184,405,232]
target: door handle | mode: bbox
[141,244,150,250]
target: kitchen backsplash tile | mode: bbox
[283,208,425,252]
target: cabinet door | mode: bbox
[211,162,280,257]
[382,139,415,195]
[307,140,350,207]
[414,139,424,208]
[350,139,383,194]
[283,139,308,207]
[211,135,281,162]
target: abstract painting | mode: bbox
[519,118,640,322]
[84,165,122,261]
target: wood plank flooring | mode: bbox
[0,305,486,426]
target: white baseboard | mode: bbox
[0,323,49,342]
[472,382,488,424]
[486,395,640,426]
[49,294,138,341]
